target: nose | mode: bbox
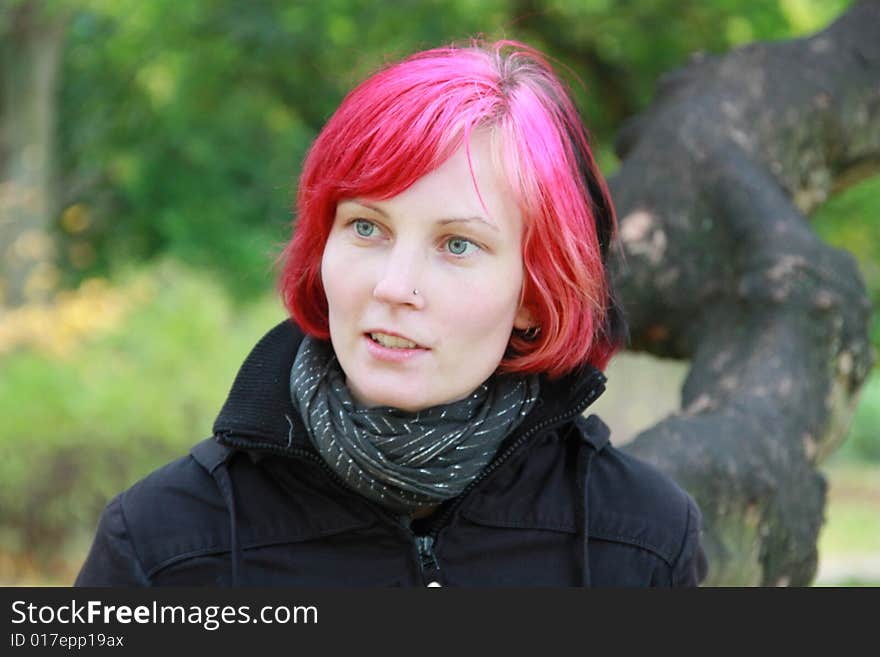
[372,244,426,309]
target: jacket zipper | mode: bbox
[216,369,605,586]
[415,535,441,586]
[219,439,444,585]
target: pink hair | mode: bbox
[280,40,625,378]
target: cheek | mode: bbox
[321,240,357,312]
[442,269,522,340]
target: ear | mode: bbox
[513,303,535,331]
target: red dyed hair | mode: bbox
[280,40,626,378]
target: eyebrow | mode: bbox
[344,200,499,232]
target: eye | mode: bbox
[445,237,480,257]
[353,219,376,237]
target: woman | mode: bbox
[76,40,707,587]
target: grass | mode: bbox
[815,458,880,586]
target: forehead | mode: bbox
[342,131,523,233]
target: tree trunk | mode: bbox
[0,0,65,308]
[610,0,879,585]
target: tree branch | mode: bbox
[608,0,879,585]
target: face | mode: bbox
[320,131,532,412]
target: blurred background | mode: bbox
[1,0,876,586]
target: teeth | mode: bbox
[370,332,418,349]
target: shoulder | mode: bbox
[75,439,231,586]
[121,440,230,534]
[92,440,237,582]
[575,414,694,525]
[575,415,707,584]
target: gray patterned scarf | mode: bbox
[290,335,540,514]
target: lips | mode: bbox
[364,329,428,350]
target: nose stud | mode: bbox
[412,289,419,296]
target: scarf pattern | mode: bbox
[290,335,540,513]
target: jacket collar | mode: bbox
[212,319,608,453]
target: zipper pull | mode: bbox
[415,535,442,587]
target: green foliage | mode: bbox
[55,0,858,299]
[56,0,510,299]
[0,260,283,561]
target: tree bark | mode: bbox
[610,1,879,585]
[0,0,65,308]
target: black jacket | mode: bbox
[76,320,707,587]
